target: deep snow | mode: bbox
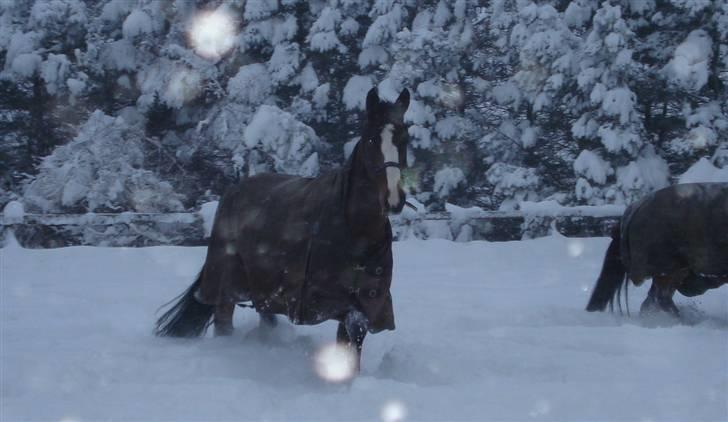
[2,236,726,421]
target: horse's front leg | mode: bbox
[214,302,235,336]
[337,309,369,372]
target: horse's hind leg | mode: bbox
[259,312,277,328]
[640,274,681,316]
[639,283,661,315]
[337,310,369,372]
[214,302,235,336]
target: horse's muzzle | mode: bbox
[387,191,407,214]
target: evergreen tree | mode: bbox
[2,0,726,213]
[24,110,184,213]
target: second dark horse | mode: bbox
[155,88,411,372]
[586,182,728,316]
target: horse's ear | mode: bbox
[366,87,380,116]
[393,89,410,121]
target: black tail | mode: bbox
[154,272,214,337]
[586,222,627,312]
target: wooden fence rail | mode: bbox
[1,209,623,248]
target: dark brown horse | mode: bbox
[586,182,728,316]
[155,88,410,372]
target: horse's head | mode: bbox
[360,87,410,214]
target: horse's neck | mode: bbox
[344,144,388,244]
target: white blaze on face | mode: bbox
[380,124,401,208]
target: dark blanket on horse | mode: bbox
[197,169,395,333]
[622,182,728,295]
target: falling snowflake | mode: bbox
[381,400,408,422]
[567,239,585,257]
[188,7,237,60]
[313,343,357,383]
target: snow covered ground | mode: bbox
[2,236,726,421]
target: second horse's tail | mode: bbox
[154,271,214,337]
[586,222,628,312]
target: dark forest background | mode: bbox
[1,0,726,214]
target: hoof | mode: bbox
[639,299,681,327]
[639,298,660,316]
[259,313,278,328]
[640,297,679,317]
[214,323,234,337]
